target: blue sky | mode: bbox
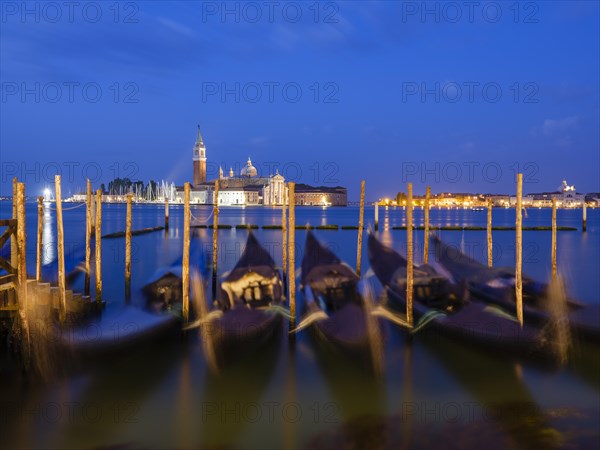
[1,1,598,199]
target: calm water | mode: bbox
[1,202,599,449]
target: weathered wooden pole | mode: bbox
[288,182,296,333]
[515,173,523,327]
[16,182,30,362]
[212,180,220,298]
[282,186,288,291]
[55,176,67,321]
[182,183,190,324]
[582,202,587,232]
[84,179,92,295]
[125,193,133,301]
[11,177,18,269]
[552,197,557,279]
[164,196,170,230]
[487,197,493,268]
[16,183,27,308]
[374,202,379,231]
[36,196,43,281]
[95,189,103,304]
[406,183,414,327]
[356,180,366,276]
[423,186,431,264]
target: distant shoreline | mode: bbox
[0,198,597,209]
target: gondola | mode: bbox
[431,235,600,341]
[60,242,206,357]
[143,238,207,313]
[197,232,285,370]
[299,231,376,355]
[368,233,547,355]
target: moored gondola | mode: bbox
[368,233,548,356]
[431,235,600,341]
[196,232,285,370]
[143,238,206,314]
[60,242,204,357]
[298,230,375,355]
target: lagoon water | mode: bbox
[1,202,599,449]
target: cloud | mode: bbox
[156,17,196,38]
[542,116,579,136]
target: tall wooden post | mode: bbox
[515,174,523,327]
[11,177,17,269]
[282,186,288,292]
[16,183,27,310]
[288,182,296,333]
[212,180,220,298]
[165,196,170,230]
[356,180,366,276]
[552,197,557,279]
[16,182,30,362]
[85,180,92,295]
[374,202,379,232]
[487,197,493,268]
[95,189,103,304]
[423,186,431,264]
[582,202,587,232]
[55,176,67,321]
[125,193,133,301]
[36,196,43,281]
[182,183,190,323]
[406,183,414,327]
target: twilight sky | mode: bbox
[1,1,599,200]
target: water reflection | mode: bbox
[42,200,55,264]
[3,204,598,448]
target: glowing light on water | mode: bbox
[42,203,55,264]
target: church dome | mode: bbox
[240,157,258,177]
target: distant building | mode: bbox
[295,184,347,206]
[173,186,209,204]
[263,171,286,205]
[522,180,585,208]
[182,126,347,206]
[585,193,600,206]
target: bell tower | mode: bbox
[193,125,207,186]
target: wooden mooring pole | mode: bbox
[11,177,17,270]
[182,183,190,324]
[406,183,414,327]
[16,182,30,361]
[356,180,365,276]
[423,186,431,264]
[288,182,296,333]
[374,202,379,232]
[95,189,103,304]
[282,186,288,292]
[36,196,43,281]
[85,179,92,295]
[487,197,493,268]
[212,180,220,299]
[55,176,67,322]
[582,202,587,232]
[552,197,557,279]
[125,193,133,301]
[515,173,523,327]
